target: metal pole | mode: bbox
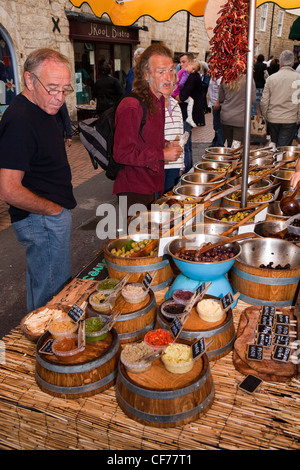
[241,0,256,207]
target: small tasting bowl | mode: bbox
[160,299,186,320]
[89,291,116,313]
[48,319,78,340]
[84,316,108,342]
[96,278,119,295]
[173,289,194,305]
[144,329,174,351]
[121,282,148,304]
[52,334,85,358]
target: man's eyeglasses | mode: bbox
[31,72,74,96]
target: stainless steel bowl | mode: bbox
[272,169,297,199]
[254,220,288,238]
[174,184,218,198]
[181,172,225,186]
[266,202,290,221]
[227,177,272,189]
[223,190,275,208]
[202,154,238,164]
[277,146,300,153]
[194,161,231,173]
[250,156,274,167]
[249,150,273,159]
[181,222,238,237]
[128,210,181,234]
[205,207,255,225]
[237,237,300,269]
[205,147,238,156]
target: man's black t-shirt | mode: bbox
[0,94,76,222]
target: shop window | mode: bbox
[0,28,18,119]
[277,11,284,37]
[259,4,268,32]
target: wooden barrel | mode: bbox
[157,296,235,361]
[116,346,214,428]
[86,289,157,344]
[35,329,120,399]
[231,238,300,307]
[103,237,174,292]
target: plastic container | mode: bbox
[121,282,148,304]
[161,299,185,320]
[144,328,173,351]
[96,278,119,295]
[89,291,116,313]
[120,341,154,373]
[173,289,194,306]
[52,334,85,357]
[161,343,194,374]
[48,318,78,340]
[196,298,225,323]
[84,316,108,342]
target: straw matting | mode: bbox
[0,279,299,450]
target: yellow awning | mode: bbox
[69,0,300,26]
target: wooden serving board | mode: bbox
[233,305,297,382]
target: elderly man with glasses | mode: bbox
[0,48,76,313]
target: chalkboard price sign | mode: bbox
[170,316,183,339]
[273,334,290,346]
[275,314,290,325]
[246,344,264,361]
[256,333,272,347]
[192,337,205,359]
[259,314,274,327]
[274,324,290,336]
[39,339,54,355]
[272,345,291,362]
[262,305,276,316]
[221,291,233,310]
[143,272,152,290]
[68,304,85,323]
[196,282,206,296]
[257,324,273,335]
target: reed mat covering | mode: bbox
[0,281,299,450]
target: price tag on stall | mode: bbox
[170,316,183,340]
[143,272,153,290]
[192,337,206,359]
[272,345,292,362]
[220,292,234,310]
[262,305,276,316]
[39,339,54,355]
[68,304,86,323]
[246,344,264,361]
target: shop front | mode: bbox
[67,11,140,115]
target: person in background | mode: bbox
[172,59,200,128]
[260,50,300,147]
[0,48,76,313]
[93,61,124,117]
[200,61,210,120]
[55,102,72,147]
[267,58,280,76]
[208,77,225,147]
[125,48,145,94]
[253,54,268,90]
[162,83,185,193]
[219,73,257,148]
[177,52,203,172]
[112,43,182,208]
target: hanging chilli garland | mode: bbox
[207,0,250,84]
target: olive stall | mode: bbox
[0,144,299,449]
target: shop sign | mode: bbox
[69,19,139,44]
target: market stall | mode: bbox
[1,142,300,449]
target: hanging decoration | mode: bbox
[208,0,250,84]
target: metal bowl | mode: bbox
[105,233,157,255]
[202,154,238,164]
[205,147,238,156]
[274,150,300,161]
[277,146,300,154]
[167,234,242,280]
[223,190,275,208]
[181,172,225,186]
[173,184,218,199]
[227,177,272,189]
[181,222,238,237]
[205,207,255,225]
[194,161,231,173]
[250,150,273,159]
[128,210,182,234]
[237,237,300,269]
[254,220,288,238]
[272,169,297,199]
[266,202,290,221]
[249,156,274,167]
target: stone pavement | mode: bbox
[0,113,214,232]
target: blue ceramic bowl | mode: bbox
[167,234,241,281]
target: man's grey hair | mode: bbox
[279,50,294,67]
[134,48,145,59]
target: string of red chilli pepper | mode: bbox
[208,0,250,85]
[145,328,173,346]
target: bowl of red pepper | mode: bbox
[144,328,174,351]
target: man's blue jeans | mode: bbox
[211,107,225,147]
[12,208,72,312]
[267,122,297,147]
[184,121,193,172]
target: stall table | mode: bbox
[0,275,299,451]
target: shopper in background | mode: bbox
[261,50,300,147]
[0,48,76,313]
[125,48,145,93]
[208,77,225,147]
[93,61,124,117]
[254,54,268,90]
[55,102,72,147]
[219,74,256,148]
